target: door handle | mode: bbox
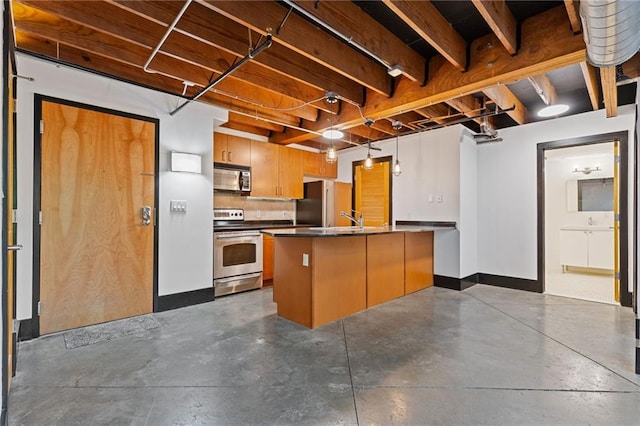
[141,206,152,226]
[7,245,22,251]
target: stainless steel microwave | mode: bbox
[213,164,251,193]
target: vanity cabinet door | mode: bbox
[559,230,588,268]
[588,230,614,269]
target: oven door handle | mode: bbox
[215,234,261,240]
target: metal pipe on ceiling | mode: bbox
[144,0,193,74]
[580,0,640,67]
[170,35,273,116]
[279,0,394,74]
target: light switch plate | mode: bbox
[170,200,187,212]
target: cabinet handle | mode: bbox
[228,151,232,162]
[222,150,226,162]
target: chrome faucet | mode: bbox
[340,210,364,230]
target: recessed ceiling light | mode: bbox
[537,104,569,117]
[322,129,344,139]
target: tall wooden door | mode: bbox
[38,99,156,335]
[354,159,391,226]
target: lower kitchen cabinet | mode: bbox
[405,231,434,293]
[262,234,274,283]
[366,233,405,308]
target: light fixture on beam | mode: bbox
[538,103,570,117]
[392,120,402,176]
[388,64,403,77]
[322,129,344,139]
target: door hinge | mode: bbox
[12,209,17,224]
[614,155,621,164]
[37,301,41,316]
[40,120,44,134]
[39,211,43,225]
[12,319,18,332]
[615,272,621,280]
[614,214,620,222]
[12,99,16,112]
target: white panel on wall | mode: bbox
[15,54,227,318]
[477,106,635,281]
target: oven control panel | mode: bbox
[213,208,244,221]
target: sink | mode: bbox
[309,226,382,232]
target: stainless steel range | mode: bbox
[213,208,263,297]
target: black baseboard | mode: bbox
[478,273,542,293]
[156,287,215,312]
[17,319,34,341]
[434,274,478,291]
[636,320,640,374]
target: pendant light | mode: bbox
[363,119,374,170]
[392,121,402,176]
[323,92,341,163]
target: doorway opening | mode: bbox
[537,132,632,307]
[352,155,393,226]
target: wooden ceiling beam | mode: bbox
[227,112,285,133]
[346,125,387,141]
[600,66,618,118]
[445,96,483,124]
[297,5,584,139]
[112,1,364,105]
[202,0,391,96]
[381,0,467,71]
[471,0,517,55]
[580,62,600,110]
[482,85,529,125]
[291,0,426,83]
[221,122,271,138]
[415,104,451,125]
[14,1,322,120]
[527,74,558,106]
[564,0,582,34]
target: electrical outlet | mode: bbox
[256,210,261,218]
[436,194,443,203]
[302,253,309,267]
[283,211,289,218]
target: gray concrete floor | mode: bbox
[8,284,640,425]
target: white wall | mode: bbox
[337,125,464,277]
[477,106,635,282]
[459,130,478,278]
[15,54,227,318]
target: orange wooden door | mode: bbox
[354,161,390,226]
[39,100,155,334]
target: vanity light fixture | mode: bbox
[573,166,601,175]
[392,120,402,176]
[170,151,201,174]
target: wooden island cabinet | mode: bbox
[269,228,434,328]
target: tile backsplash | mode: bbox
[214,193,296,221]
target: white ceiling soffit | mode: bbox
[580,0,640,67]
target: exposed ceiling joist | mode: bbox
[600,66,618,118]
[579,62,600,110]
[227,112,285,133]
[471,0,517,55]
[202,0,392,95]
[445,95,483,124]
[482,85,529,125]
[563,0,582,34]
[415,104,451,125]
[527,74,558,106]
[381,0,467,71]
[290,0,426,83]
[222,121,271,137]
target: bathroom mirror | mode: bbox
[566,178,614,212]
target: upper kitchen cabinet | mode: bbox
[302,151,337,179]
[214,133,251,166]
[250,141,303,199]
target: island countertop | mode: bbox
[262,222,455,237]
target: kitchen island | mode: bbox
[263,225,446,328]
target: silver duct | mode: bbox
[580,0,640,67]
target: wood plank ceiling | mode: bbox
[11,0,640,151]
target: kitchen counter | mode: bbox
[263,222,455,237]
[270,228,435,328]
